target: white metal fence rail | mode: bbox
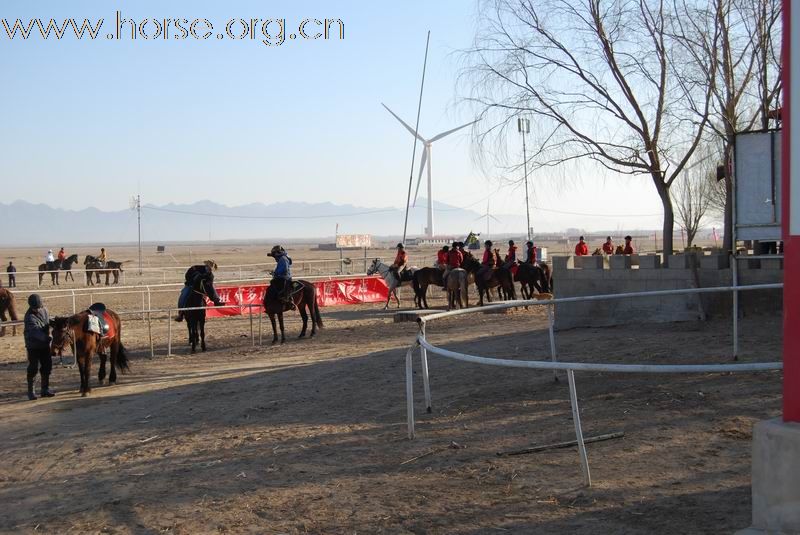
[405,283,784,487]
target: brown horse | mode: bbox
[462,254,516,306]
[262,280,323,344]
[38,254,79,285]
[84,256,124,286]
[0,288,19,337]
[50,309,129,396]
[411,267,444,309]
[515,262,551,299]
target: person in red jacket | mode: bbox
[602,236,614,255]
[524,241,537,264]
[436,246,449,269]
[574,236,589,256]
[504,240,518,268]
[390,243,408,282]
[623,235,635,255]
[477,240,495,281]
[442,241,464,288]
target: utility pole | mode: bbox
[134,195,142,275]
[518,117,532,241]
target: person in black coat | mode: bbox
[24,294,54,400]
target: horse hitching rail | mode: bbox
[406,283,784,487]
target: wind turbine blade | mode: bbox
[488,215,502,223]
[382,103,426,142]
[412,147,428,206]
[429,120,477,143]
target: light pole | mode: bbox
[131,194,142,275]
[518,118,532,240]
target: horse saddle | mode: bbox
[399,270,414,283]
[86,303,110,337]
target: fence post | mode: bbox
[239,267,243,280]
[419,325,432,413]
[71,290,76,314]
[567,370,591,487]
[147,311,154,358]
[405,344,416,439]
[147,286,152,311]
[547,303,559,383]
[167,308,173,356]
[258,309,263,346]
[249,305,254,347]
[141,291,146,321]
[732,255,739,360]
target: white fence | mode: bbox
[404,283,784,487]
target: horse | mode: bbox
[183,271,222,353]
[0,288,19,337]
[367,259,416,309]
[615,245,625,255]
[50,309,129,396]
[444,268,469,310]
[515,262,551,299]
[37,254,79,285]
[263,279,323,344]
[462,254,516,306]
[84,256,124,286]
[411,267,444,309]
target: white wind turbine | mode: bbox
[383,103,476,238]
[475,200,501,239]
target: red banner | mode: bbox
[205,276,390,317]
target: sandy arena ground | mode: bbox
[0,244,783,534]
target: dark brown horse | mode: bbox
[0,288,19,337]
[84,256,124,286]
[462,254,516,306]
[263,280,322,344]
[50,309,129,396]
[411,267,444,309]
[38,254,79,285]
[515,262,551,299]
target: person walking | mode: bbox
[7,261,16,288]
[24,294,54,400]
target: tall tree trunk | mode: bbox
[654,175,675,261]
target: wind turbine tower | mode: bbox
[383,103,476,239]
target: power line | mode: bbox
[142,205,398,220]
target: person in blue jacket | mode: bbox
[268,245,294,308]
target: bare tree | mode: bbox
[460,0,714,258]
[671,0,782,253]
[672,167,715,248]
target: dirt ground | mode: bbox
[0,265,783,534]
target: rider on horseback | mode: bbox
[268,245,295,309]
[478,240,495,281]
[45,250,55,271]
[97,248,107,269]
[389,243,408,283]
[175,260,220,322]
[503,240,518,269]
[524,240,537,265]
[442,241,463,288]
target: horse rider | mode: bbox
[478,240,495,281]
[574,236,589,256]
[436,245,449,270]
[503,240,518,269]
[602,236,614,255]
[45,249,55,270]
[24,293,54,400]
[57,247,66,264]
[389,243,408,283]
[175,260,219,322]
[524,240,537,265]
[97,247,107,268]
[268,245,295,309]
[623,235,635,255]
[442,241,463,287]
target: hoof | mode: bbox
[272,339,278,345]
[426,407,432,414]
[81,392,88,397]
[298,334,306,339]
[109,381,116,386]
[280,339,286,345]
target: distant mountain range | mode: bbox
[0,199,530,246]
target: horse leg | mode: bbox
[269,312,278,344]
[188,319,196,353]
[200,315,206,351]
[105,273,110,286]
[109,341,118,385]
[309,301,318,338]
[298,305,308,338]
[394,289,401,308]
[98,352,107,385]
[278,312,286,344]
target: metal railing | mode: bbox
[404,283,784,487]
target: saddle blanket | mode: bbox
[87,311,116,339]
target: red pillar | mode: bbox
[783,0,800,422]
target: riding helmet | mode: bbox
[396,243,404,249]
[484,240,493,247]
[28,294,43,308]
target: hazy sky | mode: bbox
[0,0,685,234]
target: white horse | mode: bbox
[367,259,417,309]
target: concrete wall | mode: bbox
[553,254,783,330]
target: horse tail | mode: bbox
[313,298,324,329]
[115,341,130,372]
